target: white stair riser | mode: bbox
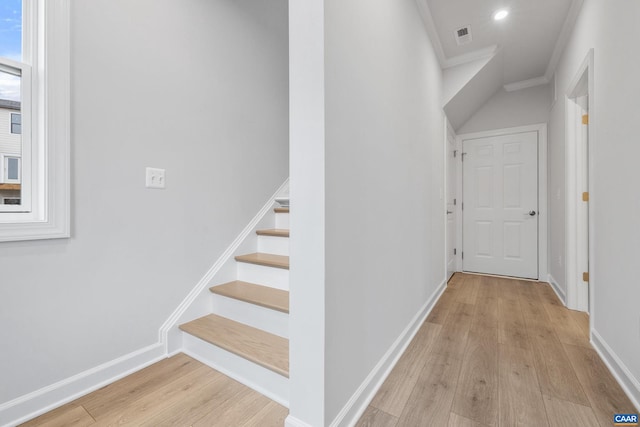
[237,263,289,290]
[257,235,289,256]
[182,334,289,407]
[275,212,289,229]
[211,294,289,338]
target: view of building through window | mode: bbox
[0,0,22,206]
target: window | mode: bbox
[0,0,70,241]
[11,113,21,134]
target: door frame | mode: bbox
[456,123,549,280]
[444,117,459,280]
[565,49,594,314]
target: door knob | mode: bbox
[527,210,536,216]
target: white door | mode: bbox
[445,125,457,281]
[462,131,538,279]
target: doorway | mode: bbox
[445,121,457,281]
[458,124,548,281]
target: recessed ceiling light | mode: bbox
[493,9,509,21]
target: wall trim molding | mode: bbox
[0,344,165,427]
[284,415,314,427]
[547,274,567,305]
[591,330,640,412]
[158,178,290,349]
[328,279,448,427]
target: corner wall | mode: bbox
[548,0,640,406]
[0,0,288,409]
[323,0,445,422]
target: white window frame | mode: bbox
[0,0,70,241]
[1,154,22,184]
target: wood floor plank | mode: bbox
[192,385,272,427]
[536,283,563,307]
[370,322,442,416]
[497,297,531,350]
[431,302,474,359]
[568,310,589,338]
[563,343,637,427]
[75,353,201,418]
[138,373,247,427]
[448,412,489,427]
[242,401,289,427]
[542,303,590,348]
[179,314,289,377]
[542,395,599,427]
[20,404,95,427]
[525,318,590,406]
[427,288,455,324]
[516,283,551,322]
[397,352,463,427]
[470,289,498,341]
[355,406,398,427]
[452,334,498,426]
[498,344,549,427]
[454,275,479,305]
[92,364,218,425]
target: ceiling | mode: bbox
[420,0,580,88]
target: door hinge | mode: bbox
[582,114,589,125]
[454,198,457,206]
[582,192,589,202]
[454,248,457,255]
[583,272,589,282]
[453,150,457,158]
[462,252,464,260]
[461,152,467,161]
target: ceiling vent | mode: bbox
[455,25,472,46]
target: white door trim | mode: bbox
[444,117,458,280]
[456,123,549,280]
[565,49,595,315]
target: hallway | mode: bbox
[357,273,636,426]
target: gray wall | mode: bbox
[0,0,288,404]
[324,0,445,421]
[549,0,640,392]
[458,85,552,134]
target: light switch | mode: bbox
[145,167,165,189]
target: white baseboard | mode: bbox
[285,415,314,427]
[0,343,166,427]
[328,279,448,427]
[547,274,567,305]
[591,330,640,412]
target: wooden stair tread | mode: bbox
[256,229,289,238]
[274,207,289,213]
[179,314,289,377]
[210,281,289,313]
[235,253,289,269]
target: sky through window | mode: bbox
[0,0,22,101]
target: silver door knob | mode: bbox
[527,210,536,216]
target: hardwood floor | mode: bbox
[358,273,637,427]
[20,354,287,427]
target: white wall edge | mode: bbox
[544,0,585,81]
[0,343,166,427]
[547,274,567,305]
[158,177,290,348]
[328,279,448,427]
[591,330,640,412]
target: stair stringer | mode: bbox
[160,178,289,355]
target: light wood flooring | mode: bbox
[20,353,288,427]
[357,273,637,427]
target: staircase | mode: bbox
[179,205,290,405]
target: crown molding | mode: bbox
[504,76,549,92]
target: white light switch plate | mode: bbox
[146,167,165,189]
